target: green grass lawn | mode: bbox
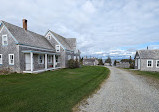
[129,70,159,79]
[0,66,110,112]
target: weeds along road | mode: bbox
[79,67,159,112]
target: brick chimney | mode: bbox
[22,19,27,30]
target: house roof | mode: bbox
[49,30,76,51]
[135,50,159,59]
[2,21,55,50]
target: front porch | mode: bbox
[22,50,61,73]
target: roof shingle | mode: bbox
[136,50,159,59]
[2,21,54,50]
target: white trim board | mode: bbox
[19,44,55,52]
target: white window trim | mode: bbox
[9,54,14,65]
[0,54,2,64]
[56,45,60,52]
[48,55,52,63]
[147,60,153,67]
[38,55,44,64]
[2,34,8,46]
[156,60,159,68]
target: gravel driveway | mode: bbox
[79,67,159,112]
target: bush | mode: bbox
[0,68,12,75]
[68,59,80,69]
[75,59,80,68]
[130,63,134,69]
[68,59,75,69]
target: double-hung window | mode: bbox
[56,45,60,52]
[156,60,159,68]
[147,60,153,67]
[2,35,8,46]
[48,55,52,63]
[9,54,14,65]
[0,54,2,64]
[38,55,44,64]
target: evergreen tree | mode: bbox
[114,60,117,66]
[105,56,112,65]
[98,59,104,65]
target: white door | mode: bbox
[138,59,140,69]
[25,54,31,70]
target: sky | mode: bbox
[1,0,159,59]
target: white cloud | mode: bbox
[1,0,159,59]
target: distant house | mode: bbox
[83,58,98,66]
[134,50,159,71]
[116,62,130,68]
[0,19,80,73]
[104,63,111,66]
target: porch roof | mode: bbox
[22,50,60,55]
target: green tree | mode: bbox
[105,56,112,65]
[98,59,104,65]
[114,60,117,66]
[129,56,132,64]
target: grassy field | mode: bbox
[129,70,159,79]
[0,66,109,112]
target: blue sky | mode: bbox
[1,0,159,59]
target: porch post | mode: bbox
[30,52,33,72]
[53,55,56,69]
[45,54,47,70]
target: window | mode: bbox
[147,60,153,67]
[48,35,51,40]
[68,55,71,60]
[56,45,60,52]
[38,55,44,64]
[9,54,14,65]
[0,54,2,64]
[156,60,159,68]
[2,35,8,46]
[48,55,52,63]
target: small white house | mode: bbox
[134,50,159,72]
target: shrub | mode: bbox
[0,68,12,75]
[130,63,134,69]
[68,59,80,69]
[75,59,80,68]
[68,59,75,69]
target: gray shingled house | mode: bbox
[0,19,80,73]
[134,50,159,72]
[83,58,99,66]
[116,62,130,68]
[45,30,80,68]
